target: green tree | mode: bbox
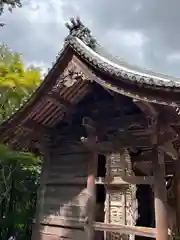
[0,44,40,121]
[0,44,41,239]
[0,145,41,239]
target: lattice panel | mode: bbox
[105,150,138,240]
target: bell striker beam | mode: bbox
[82,117,98,240]
[151,116,168,240]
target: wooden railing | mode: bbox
[92,222,156,238]
[40,217,172,238]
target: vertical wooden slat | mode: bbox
[152,148,168,240]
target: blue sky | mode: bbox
[1,0,180,77]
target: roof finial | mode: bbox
[65,17,84,32]
[65,17,96,50]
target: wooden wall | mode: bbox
[32,142,89,240]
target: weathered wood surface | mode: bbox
[93,222,157,238]
[38,150,89,240]
[152,148,169,240]
[95,176,154,185]
[39,225,85,240]
[46,153,88,184]
[174,159,180,234]
[41,186,88,220]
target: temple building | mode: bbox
[1,17,180,240]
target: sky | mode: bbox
[1,0,180,77]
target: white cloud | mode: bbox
[118,30,147,48]
[166,52,180,63]
[1,0,180,77]
[101,29,147,66]
[8,0,66,23]
[25,60,49,75]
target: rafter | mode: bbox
[47,91,73,109]
[23,119,51,132]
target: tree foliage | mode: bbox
[0,0,22,27]
[0,0,22,15]
[0,44,41,239]
[0,44,40,121]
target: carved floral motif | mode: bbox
[54,64,87,90]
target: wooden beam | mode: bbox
[93,222,157,238]
[39,219,159,239]
[134,160,175,175]
[133,99,157,117]
[98,114,148,130]
[40,217,84,229]
[23,119,51,132]
[54,114,148,134]
[152,148,169,240]
[47,91,72,109]
[95,176,154,185]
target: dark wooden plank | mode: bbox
[47,91,73,109]
[47,152,88,184]
[40,217,84,228]
[40,185,89,222]
[23,119,51,132]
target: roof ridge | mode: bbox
[64,17,180,86]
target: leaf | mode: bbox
[0,43,41,239]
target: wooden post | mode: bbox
[152,147,169,240]
[174,159,180,234]
[172,141,180,235]
[31,133,52,240]
[86,149,98,240]
[149,116,168,240]
[82,117,98,240]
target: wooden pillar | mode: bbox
[174,158,180,234]
[82,117,98,240]
[31,133,52,240]
[86,150,98,240]
[152,147,168,240]
[149,115,168,240]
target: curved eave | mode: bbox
[70,37,180,90]
[0,46,68,130]
[0,45,89,149]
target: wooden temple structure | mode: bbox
[1,17,180,240]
